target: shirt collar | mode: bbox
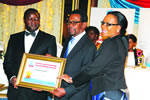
[72,31,86,41]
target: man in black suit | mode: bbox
[3,8,57,100]
[50,10,97,100]
[60,11,128,100]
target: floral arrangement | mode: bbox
[136,49,144,66]
[136,49,143,57]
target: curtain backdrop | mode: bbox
[127,0,150,8]
[0,0,42,5]
[108,0,142,24]
[0,0,64,52]
[98,0,111,8]
[98,0,150,24]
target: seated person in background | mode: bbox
[126,34,144,67]
[85,26,100,45]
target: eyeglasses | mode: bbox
[101,21,120,26]
[67,21,82,25]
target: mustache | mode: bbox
[68,27,75,32]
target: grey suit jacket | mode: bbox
[4,30,57,100]
[73,35,127,96]
[55,34,97,100]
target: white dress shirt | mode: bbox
[127,52,136,67]
[25,29,39,53]
[67,31,86,55]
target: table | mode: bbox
[0,84,7,100]
[125,67,150,100]
[0,94,7,100]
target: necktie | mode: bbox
[64,37,75,58]
[25,31,36,37]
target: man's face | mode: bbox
[67,14,83,37]
[24,12,40,32]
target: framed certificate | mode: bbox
[16,53,66,92]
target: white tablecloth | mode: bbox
[125,67,150,100]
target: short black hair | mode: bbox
[68,9,88,22]
[85,26,100,38]
[127,34,137,43]
[24,8,40,20]
[107,11,128,36]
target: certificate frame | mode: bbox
[16,53,66,92]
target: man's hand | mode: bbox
[11,77,18,89]
[50,88,66,98]
[45,54,53,57]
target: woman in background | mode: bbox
[126,34,144,67]
[85,26,100,45]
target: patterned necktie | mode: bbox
[64,37,75,58]
[25,31,36,37]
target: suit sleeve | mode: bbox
[72,39,118,87]
[47,36,57,57]
[3,36,16,80]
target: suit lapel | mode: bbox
[96,38,111,56]
[20,31,25,53]
[66,34,87,60]
[29,30,43,53]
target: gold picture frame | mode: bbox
[16,53,66,92]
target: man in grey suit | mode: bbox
[50,10,97,100]
[3,8,57,100]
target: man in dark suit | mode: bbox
[3,8,57,100]
[50,10,97,100]
[60,11,128,100]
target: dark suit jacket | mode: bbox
[72,35,127,96]
[55,34,97,100]
[133,49,139,65]
[3,30,57,100]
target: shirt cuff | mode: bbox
[9,76,16,83]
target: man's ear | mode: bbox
[24,19,26,24]
[82,22,87,29]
